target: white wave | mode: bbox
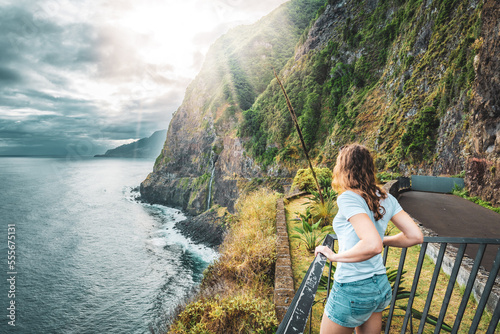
[122,185,141,203]
[147,237,168,249]
[143,203,219,264]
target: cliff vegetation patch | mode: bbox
[168,188,279,333]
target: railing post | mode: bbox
[451,243,487,333]
[417,242,447,333]
[487,292,500,334]
[401,242,428,334]
[469,246,500,333]
[385,247,407,333]
[434,243,467,333]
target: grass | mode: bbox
[169,188,280,333]
[285,196,499,333]
[452,187,500,214]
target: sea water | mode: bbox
[0,157,217,333]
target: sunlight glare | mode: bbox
[115,1,220,75]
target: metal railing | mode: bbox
[276,235,500,334]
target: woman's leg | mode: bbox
[355,312,382,334]
[320,312,354,334]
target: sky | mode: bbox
[0,0,289,156]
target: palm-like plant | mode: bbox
[290,213,333,253]
[307,188,338,227]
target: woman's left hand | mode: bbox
[315,245,335,262]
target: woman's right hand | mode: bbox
[315,245,335,261]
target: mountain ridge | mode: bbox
[95,129,167,159]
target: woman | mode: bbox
[315,144,423,334]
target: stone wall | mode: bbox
[384,180,399,198]
[273,198,295,322]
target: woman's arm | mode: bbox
[383,210,424,248]
[315,213,383,263]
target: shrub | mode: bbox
[452,185,500,214]
[292,167,332,193]
[307,188,338,226]
[170,293,278,334]
[290,215,333,252]
[169,188,279,333]
[377,172,402,183]
[400,106,440,161]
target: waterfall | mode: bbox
[207,151,216,211]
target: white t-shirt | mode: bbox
[332,190,403,283]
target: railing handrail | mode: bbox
[276,235,500,334]
[275,234,335,334]
[422,236,500,244]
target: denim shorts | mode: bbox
[324,274,392,328]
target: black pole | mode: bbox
[274,70,325,205]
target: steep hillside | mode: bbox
[142,0,500,214]
[140,0,325,214]
[239,0,499,204]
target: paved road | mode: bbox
[398,191,500,273]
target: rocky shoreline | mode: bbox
[173,209,227,249]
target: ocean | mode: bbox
[0,157,217,333]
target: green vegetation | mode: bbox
[400,106,440,161]
[290,207,332,252]
[191,0,325,134]
[307,188,338,226]
[169,189,279,333]
[377,171,402,183]
[236,0,483,172]
[450,170,466,178]
[172,294,277,334]
[291,167,332,193]
[452,186,500,214]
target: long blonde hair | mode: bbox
[332,144,387,220]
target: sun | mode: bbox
[112,1,221,76]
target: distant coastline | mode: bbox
[94,129,166,159]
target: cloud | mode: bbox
[192,23,231,48]
[0,66,22,84]
[0,0,289,156]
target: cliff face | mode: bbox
[140,0,324,214]
[239,0,500,204]
[142,0,500,214]
[465,0,500,203]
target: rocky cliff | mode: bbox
[141,0,500,214]
[140,0,325,214]
[465,0,500,204]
